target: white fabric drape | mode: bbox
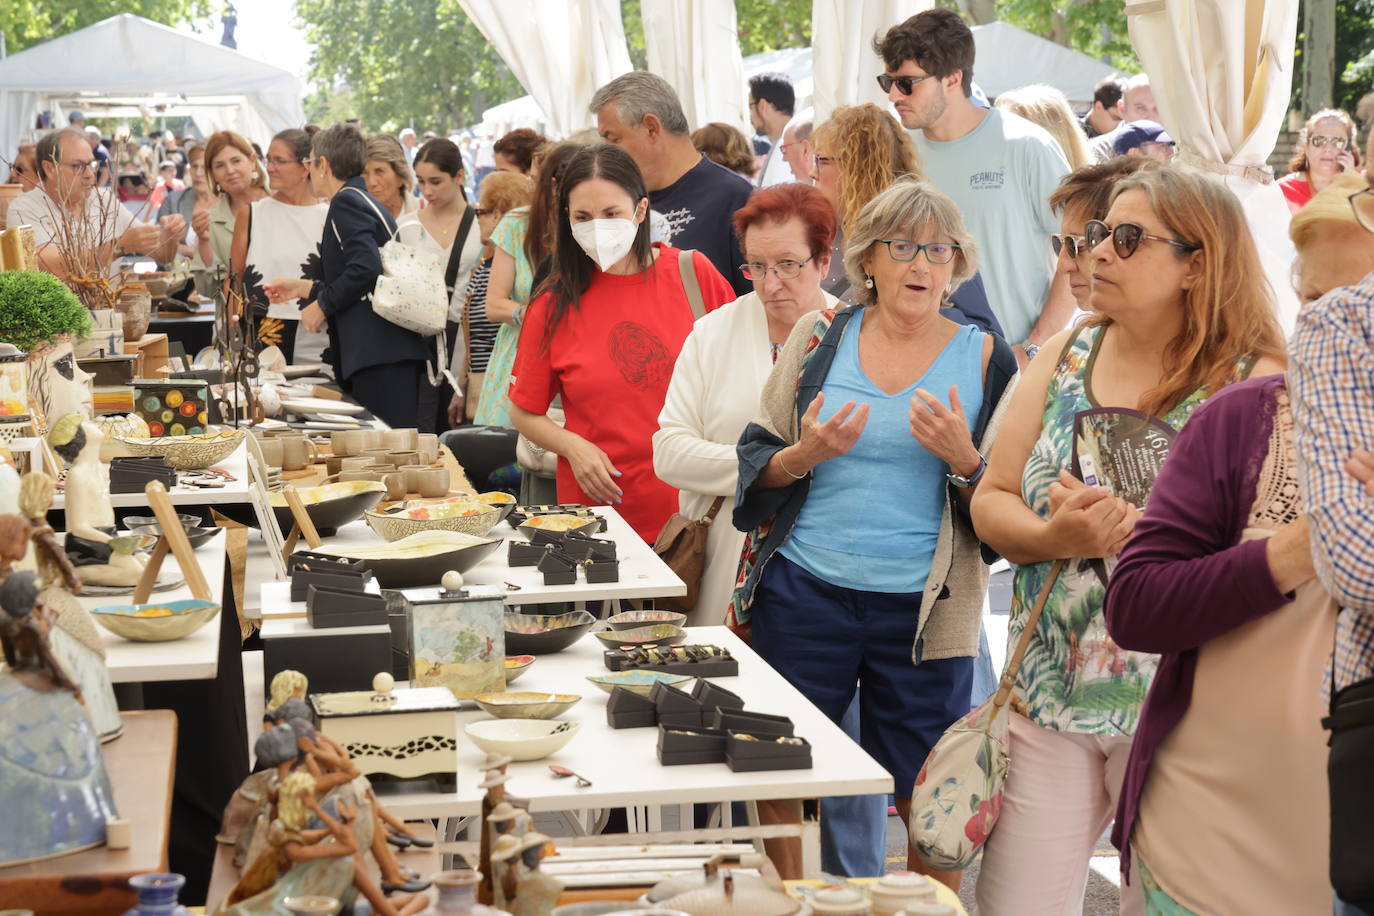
[641,0,746,131]
[809,0,933,124]
[1128,0,1302,332]
[0,14,304,162]
[457,0,633,138]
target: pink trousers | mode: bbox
[974,712,1146,915]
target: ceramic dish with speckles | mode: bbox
[473,691,582,720]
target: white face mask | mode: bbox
[571,217,639,271]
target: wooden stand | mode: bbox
[121,332,170,379]
[0,711,178,915]
[279,486,322,563]
[133,480,213,605]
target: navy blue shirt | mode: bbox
[650,155,753,297]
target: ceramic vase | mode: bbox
[116,284,152,342]
[123,873,190,916]
[424,869,509,916]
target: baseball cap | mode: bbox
[1114,120,1173,155]
[67,109,85,122]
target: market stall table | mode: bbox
[251,504,688,620]
[328,625,894,877]
[0,710,177,915]
[52,441,255,510]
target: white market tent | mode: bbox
[477,21,1115,138]
[0,13,305,159]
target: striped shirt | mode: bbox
[463,257,496,374]
[1290,269,1374,694]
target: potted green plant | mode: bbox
[0,270,93,431]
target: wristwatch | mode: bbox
[948,455,987,489]
[1022,342,1041,361]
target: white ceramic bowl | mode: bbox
[464,718,580,761]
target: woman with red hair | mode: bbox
[654,182,840,624]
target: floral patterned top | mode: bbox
[1009,324,1249,735]
[473,208,534,428]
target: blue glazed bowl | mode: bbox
[586,670,693,697]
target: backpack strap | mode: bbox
[677,248,706,320]
[444,206,477,295]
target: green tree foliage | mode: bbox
[0,0,211,54]
[1294,0,1374,113]
[296,0,522,133]
[980,0,1138,71]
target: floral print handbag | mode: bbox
[910,559,1066,870]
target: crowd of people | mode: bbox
[7,8,1374,912]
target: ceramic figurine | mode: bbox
[510,833,560,916]
[18,470,122,740]
[0,566,118,866]
[49,413,148,587]
[488,836,522,910]
[223,725,300,855]
[266,669,309,715]
[424,868,512,916]
[29,338,94,428]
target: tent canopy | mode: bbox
[0,13,305,158]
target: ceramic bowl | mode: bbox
[464,718,579,761]
[504,655,535,684]
[317,530,502,587]
[606,610,688,631]
[593,624,688,647]
[474,691,582,720]
[517,514,599,539]
[552,903,646,916]
[586,670,693,697]
[129,524,220,550]
[504,610,596,655]
[365,502,501,542]
[269,480,386,533]
[124,513,201,533]
[91,598,221,642]
[477,491,517,523]
[115,427,245,469]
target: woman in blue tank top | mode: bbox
[734,177,1019,888]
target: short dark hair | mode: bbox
[35,128,86,183]
[749,72,795,117]
[312,122,367,180]
[271,128,313,164]
[1093,77,1126,111]
[873,8,974,98]
[493,128,548,174]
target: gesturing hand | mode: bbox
[563,434,623,505]
[264,277,311,304]
[299,302,327,334]
[909,385,980,474]
[1345,448,1374,497]
[795,392,869,468]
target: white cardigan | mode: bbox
[653,290,840,625]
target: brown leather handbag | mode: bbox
[651,495,725,613]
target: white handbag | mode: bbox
[342,187,447,337]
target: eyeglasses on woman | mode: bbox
[1084,219,1200,259]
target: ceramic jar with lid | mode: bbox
[809,885,871,916]
[867,872,936,916]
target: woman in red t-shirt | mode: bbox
[508,144,735,543]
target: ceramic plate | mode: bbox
[279,397,367,416]
[585,670,693,696]
[280,364,327,379]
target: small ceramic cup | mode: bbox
[382,472,406,501]
[360,429,384,450]
[417,432,440,464]
[279,435,319,471]
[382,428,419,451]
[331,429,364,456]
[360,448,395,465]
[414,467,450,498]
[338,469,381,483]
[402,465,423,493]
[257,438,284,468]
[390,450,420,467]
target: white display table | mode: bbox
[253,504,687,620]
[54,442,256,509]
[361,626,894,875]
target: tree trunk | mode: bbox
[1302,0,1336,112]
[967,0,997,24]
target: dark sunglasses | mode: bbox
[1084,220,1200,259]
[1051,234,1087,259]
[876,73,935,95]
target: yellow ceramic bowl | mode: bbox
[115,427,245,469]
[365,502,501,541]
[473,691,582,720]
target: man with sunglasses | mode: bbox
[875,8,1075,367]
[8,128,182,279]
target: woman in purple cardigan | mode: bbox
[1102,180,1374,913]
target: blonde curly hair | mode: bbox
[277,771,316,831]
[267,669,308,714]
[812,104,925,236]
